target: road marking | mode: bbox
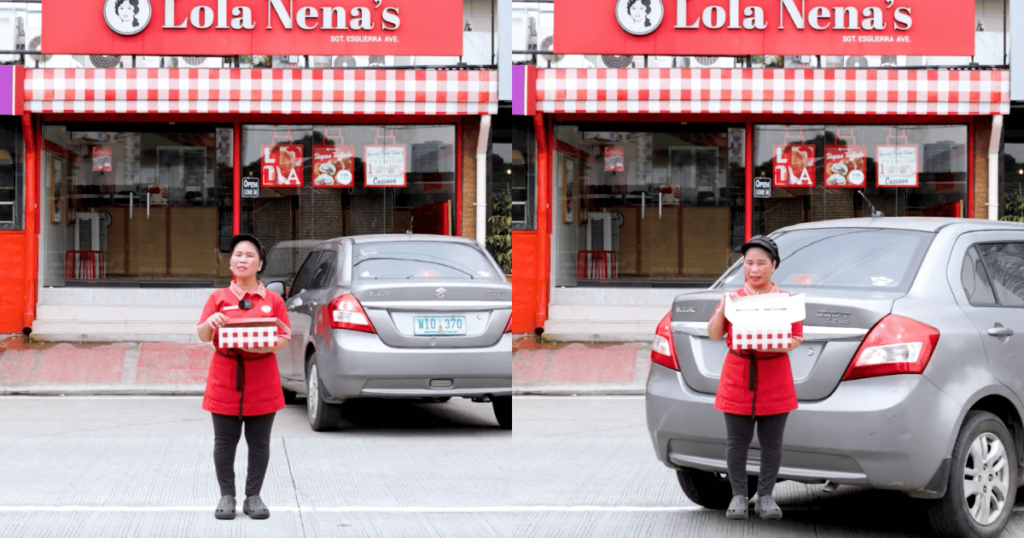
[0,396,203,400]
[0,506,707,513]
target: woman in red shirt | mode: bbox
[197,234,291,521]
[707,235,803,521]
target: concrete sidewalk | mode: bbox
[512,336,650,395]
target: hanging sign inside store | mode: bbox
[554,0,973,56]
[753,176,772,198]
[92,147,113,172]
[824,145,866,188]
[312,145,355,188]
[241,176,260,198]
[364,145,407,187]
[876,145,918,187]
[261,144,304,188]
[42,0,463,56]
[772,144,815,188]
[604,147,625,172]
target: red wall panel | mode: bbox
[511,230,539,333]
[0,234,28,332]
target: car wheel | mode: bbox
[927,411,1017,538]
[676,468,758,509]
[282,388,298,405]
[306,354,341,432]
[492,396,512,430]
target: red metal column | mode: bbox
[534,113,550,331]
[745,120,753,240]
[233,120,241,234]
[21,112,36,330]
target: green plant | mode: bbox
[486,184,512,274]
[1000,183,1024,223]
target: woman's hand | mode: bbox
[198,312,229,343]
[707,292,736,341]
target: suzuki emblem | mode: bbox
[436,287,447,299]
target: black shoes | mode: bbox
[243,495,271,519]
[214,495,236,520]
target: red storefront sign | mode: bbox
[773,144,814,188]
[554,0,973,56]
[823,145,866,188]
[312,145,355,188]
[42,0,463,56]
[261,144,304,187]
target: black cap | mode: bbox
[741,235,780,267]
[230,234,266,265]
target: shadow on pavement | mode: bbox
[285,397,504,435]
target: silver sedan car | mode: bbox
[647,218,1024,538]
[266,234,512,432]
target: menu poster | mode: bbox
[877,145,919,188]
[823,145,867,189]
[261,144,304,188]
[312,145,355,189]
[92,147,112,172]
[772,144,815,188]
[364,145,407,187]
[604,146,624,172]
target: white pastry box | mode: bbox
[217,318,285,350]
[725,293,806,352]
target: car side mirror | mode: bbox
[266,281,286,296]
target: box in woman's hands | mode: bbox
[217,318,285,350]
[725,293,806,351]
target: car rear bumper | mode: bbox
[645,364,959,492]
[317,330,513,401]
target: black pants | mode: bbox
[724,412,788,498]
[211,412,276,498]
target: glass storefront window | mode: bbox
[0,119,24,231]
[240,124,457,282]
[752,124,969,236]
[41,124,233,287]
[492,116,536,231]
[1002,141,1024,221]
[552,123,746,287]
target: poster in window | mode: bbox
[772,144,815,188]
[561,156,575,224]
[577,162,588,225]
[824,145,867,189]
[92,147,112,172]
[364,145,407,187]
[49,155,64,225]
[261,144,304,187]
[312,145,355,188]
[604,147,624,172]
[877,145,919,188]
[65,160,76,225]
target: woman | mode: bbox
[114,0,140,29]
[707,235,803,520]
[197,234,291,521]
[626,0,653,30]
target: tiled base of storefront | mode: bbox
[542,288,694,341]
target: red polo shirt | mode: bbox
[199,281,290,417]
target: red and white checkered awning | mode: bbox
[25,69,497,115]
[537,69,1009,115]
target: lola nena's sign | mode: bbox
[554,0,973,56]
[42,0,462,56]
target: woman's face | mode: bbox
[230,241,262,279]
[629,2,647,22]
[279,150,295,173]
[791,150,807,174]
[743,247,774,288]
[117,2,134,22]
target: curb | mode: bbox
[1,384,205,396]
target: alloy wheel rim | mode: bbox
[963,432,1010,526]
[307,364,319,421]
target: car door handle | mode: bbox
[988,324,1014,337]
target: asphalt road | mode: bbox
[2,395,1024,537]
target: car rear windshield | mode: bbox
[716,228,933,292]
[353,241,501,281]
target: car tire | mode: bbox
[306,354,341,432]
[676,468,758,509]
[282,388,298,405]
[927,411,1017,538]
[492,396,512,430]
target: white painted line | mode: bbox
[0,506,706,514]
[0,396,203,400]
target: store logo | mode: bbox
[674,0,912,32]
[615,0,664,36]
[104,0,153,36]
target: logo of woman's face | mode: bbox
[104,0,150,36]
[279,150,295,173]
[629,1,647,22]
[616,0,662,36]
[117,1,135,22]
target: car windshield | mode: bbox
[353,241,501,281]
[716,228,934,292]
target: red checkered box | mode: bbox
[217,318,284,350]
[730,324,794,352]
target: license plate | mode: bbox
[414,316,467,336]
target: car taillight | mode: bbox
[842,314,939,381]
[328,293,376,334]
[651,312,679,371]
[504,314,512,334]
